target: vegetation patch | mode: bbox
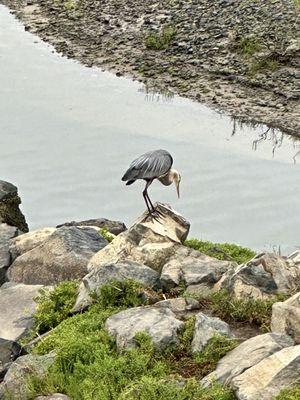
[184,238,255,264]
[249,56,279,75]
[193,289,285,332]
[145,26,176,50]
[233,36,261,56]
[99,227,114,242]
[26,282,234,399]
[276,384,300,400]
[33,280,79,334]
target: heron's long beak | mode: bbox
[176,180,180,198]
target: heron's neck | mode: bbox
[158,169,174,186]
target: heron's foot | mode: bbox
[146,210,163,223]
[153,208,164,217]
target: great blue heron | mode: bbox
[121,149,181,216]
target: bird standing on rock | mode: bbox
[121,149,181,216]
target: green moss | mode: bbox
[276,385,300,400]
[99,227,114,242]
[194,335,237,375]
[249,57,279,75]
[33,281,79,334]
[145,26,176,50]
[195,289,284,332]
[184,238,255,264]
[234,36,261,56]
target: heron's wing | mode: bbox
[122,149,173,181]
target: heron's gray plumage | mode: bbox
[122,149,173,182]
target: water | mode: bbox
[0,5,299,254]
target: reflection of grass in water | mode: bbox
[230,116,300,162]
[139,83,175,103]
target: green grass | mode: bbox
[27,294,234,400]
[233,36,261,56]
[99,227,114,242]
[193,289,285,332]
[184,238,255,264]
[145,26,176,50]
[276,384,300,400]
[249,57,279,76]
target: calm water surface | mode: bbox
[0,5,299,253]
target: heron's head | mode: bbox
[172,169,181,198]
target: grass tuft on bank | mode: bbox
[276,384,300,400]
[184,238,255,264]
[145,26,176,50]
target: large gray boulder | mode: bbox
[0,339,23,379]
[105,306,184,350]
[192,313,233,353]
[0,283,43,341]
[232,345,300,400]
[57,218,126,235]
[0,181,28,233]
[73,260,160,311]
[216,253,300,300]
[7,226,108,285]
[9,227,56,262]
[0,353,55,400]
[160,245,235,291]
[87,203,190,273]
[271,291,300,343]
[0,224,20,285]
[201,333,294,386]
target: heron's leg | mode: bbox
[146,192,164,216]
[143,180,154,215]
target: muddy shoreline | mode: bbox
[2,0,300,138]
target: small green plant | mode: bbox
[194,335,238,375]
[249,57,279,75]
[33,281,79,334]
[195,289,285,332]
[184,238,255,264]
[276,384,300,399]
[234,36,261,56]
[64,0,75,11]
[145,26,176,50]
[99,227,114,242]
[95,279,149,309]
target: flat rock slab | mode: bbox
[0,180,28,233]
[105,306,184,350]
[153,297,200,317]
[9,227,56,262]
[0,224,20,284]
[216,252,300,300]
[74,260,160,311]
[0,283,43,341]
[232,345,300,400]
[57,218,127,235]
[160,245,235,291]
[35,395,70,400]
[88,203,190,273]
[201,333,294,386]
[7,226,108,285]
[0,353,55,400]
[192,312,233,352]
[271,291,300,343]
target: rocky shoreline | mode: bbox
[1,0,300,138]
[1,180,300,399]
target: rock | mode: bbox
[271,291,300,343]
[153,297,200,317]
[35,395,70,400]
[0,224,20,284]
[231,345,300,400]
[73,260,160,311]
[288,250,300,265]
[0,338,24,380]
[192,312,233,352]
[88,203,190,273]
[0,181,28,233]
[7,226,108,285]
[0,283,44,341]
[0,353,55,400]
[216,253,300,300]
[9,228,56,262]
[56,218,127,235]
[105,306,184,350]
[160,245,235,291]
[201,333,294,386]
